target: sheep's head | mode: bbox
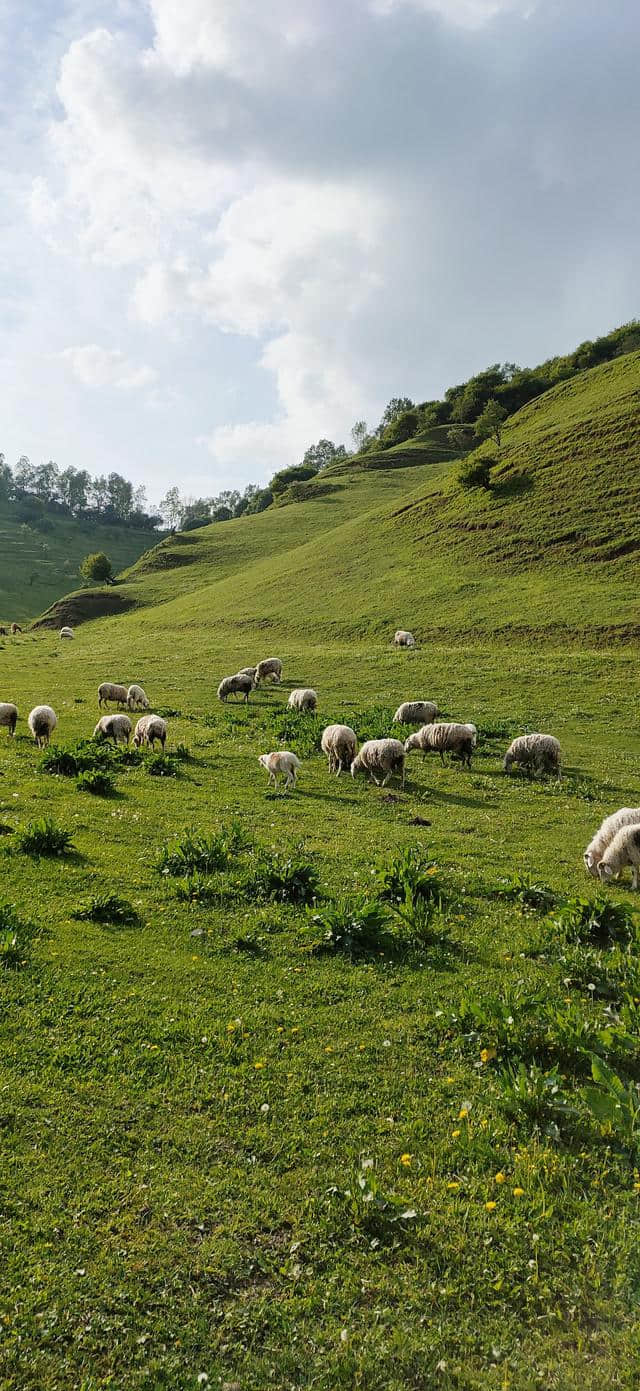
[503,753,514,773]
[583,850,599,876]
[350,756,362,778]
[403,735,418,753]
[598,861,615,882]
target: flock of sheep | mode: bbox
[1,626,639,889]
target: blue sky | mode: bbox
[1,0,639,507]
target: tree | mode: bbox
[79,552,114,585]
[458,458,492,491]
[301,439,347,472]
[160,487,183,530]
[0,454,12,502]
[380,408,419,449]
[474,399,507,447]
[351,420,369,452]
[447,425,469,451]
[106,472,134,520]
[377,398,414,436]
[58,467,90,514]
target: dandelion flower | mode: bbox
[633,1181,640,1193]
[400,1153,412,1167]
[513,1187,525,1197]
[452,1129,461,1138]
[480,1047,497,1064]
[458,1106,471,1120]
[447,1181,460,1191]
[254,1061,265,1069]
[495,1172,506,1184]
[485,1200,497,1211]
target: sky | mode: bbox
[1,0,639,507]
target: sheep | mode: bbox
[98,682,129,709]
[133,715,167,750]
[0,702,18,736]
[351,738,405,789]
[503,733,561,779]
[237,667,257,680]
[321,723,357,775]
[59,626,74,640]
[10,623,22,635]
[598,824,640,889]
[0,627,7,636]
[583,807,640,877]
[404,721,477,768]
[394,630,415,648]
[287,688,317,713]
[28,704,57,748]
[93,714,132,744]
[217,673,254,703]
[393,700,438,726]
[126,684,149,712]
[254,657,283,685]
[258,750,301,791]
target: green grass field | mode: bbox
[2,352,640,1389]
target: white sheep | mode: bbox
[0,702,18,736]
[321,724,357,775]
[237,667,257,680]
[598,824,640,889]
[351,738,405,789]
[217,673,254,703]
[394,630,416,648]
[133,715,167,750]
[98,682,128,709]
[255,657,283,685]
[393,700,438,725]
[59,626,74,640]
[28,704,57,748]
[287,688,317,713]
[258,750,301,791]
[404,721,477,768]
[127,684,149,712]
[93,714,132,744]
[583,807,640,877]
[503,733,561,779]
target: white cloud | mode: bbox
[60,344,156,390]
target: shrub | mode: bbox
[0,901,38,969]
[73,893,139,925]
[490,872,557,913]
[157,825,246,877]
[458,458,492,490]
[40,738,118,778]
[173,874,219,905]
[245,848,319,905]
[582,1055,640,1155]
[17,817,75,857]
[375,848,442,907]
[310,897,389,959]
[145,753,180,777]
[550,894,636,946]
[272,709,324,759]
[76,769,116,796]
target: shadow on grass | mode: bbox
[490,471,534,500]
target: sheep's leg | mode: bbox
[372,773,381,786]
[439,751,446,766]
[401,765,405,790]
[632,865,639,891]
[381,772,390,787]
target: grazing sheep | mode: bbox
[133,714,167,750]
[98,682,129,709]
[503,733,561,779]
[258,750,301,790]
[321,723,357,775]
[404,721,477,768]
[237,667,257,680]
[394,630,415,648]
[10,623,22,635]
[59,626,74,640]
[28,704,57,748]
[93,714,132,744]
[0,627,7,636]
[255,657,283,685]
[351,738,405,789]
[393,700,438,726]
[583,807,640,877]
[217,673,254,703]
[598,824,640,889]
[126,684,149,712]
[288,688,317,713]
[0,702,18,736]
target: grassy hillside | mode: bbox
[0,506,162,624]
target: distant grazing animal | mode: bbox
[93,714,132,744]
[287,688,317,713]
[59,626,74,640]
[351,738,405,789]
[133,715,167,750]
[259,750,300,791]
[394,630,415,648]
[98,682,128,709]
[126,684,149,712]
[503,733,561,779]
[28,704,57,748]
[321,724,357,775]
[217,673,254,703]
[10,623,22,635]
[404,721,477,768]
[598,824,640,889]
[584,807,640,878]
[254,657,283,685]
[0,702,18,736]
[393,700,438,726]
[0,627,7,636]
[236,666,257,680]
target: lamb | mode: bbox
[254,657,283,685]
[258,750,301,791]
[351,738,405,789]
[321,723,357,775]
[10,623,22,635]
[503,733,561,779]
[217,673,254,703]
[598,824,640,889]
[98,682,129,709]
[583,807,640,877]
[287,688,317,713]
[0,702,18,736]
[133,714,167,750]
[93,714,132,744]
[28,704,57,748]
[393,700,438,726]
[404,721,477,768]
[59,626,74,640]
[394,630,415,648]
[126,684,149,712]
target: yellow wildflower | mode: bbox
[485,1201,497,1211]
[254,1061,265,1069]
[495,1172,506,1184]
[480,1047,497,1064]
[512,1187,524,1197]
[400,1153,412,1167]
[458,1107,470,1120]
[452,1129,461,1138]
[447,1181,460,1191]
